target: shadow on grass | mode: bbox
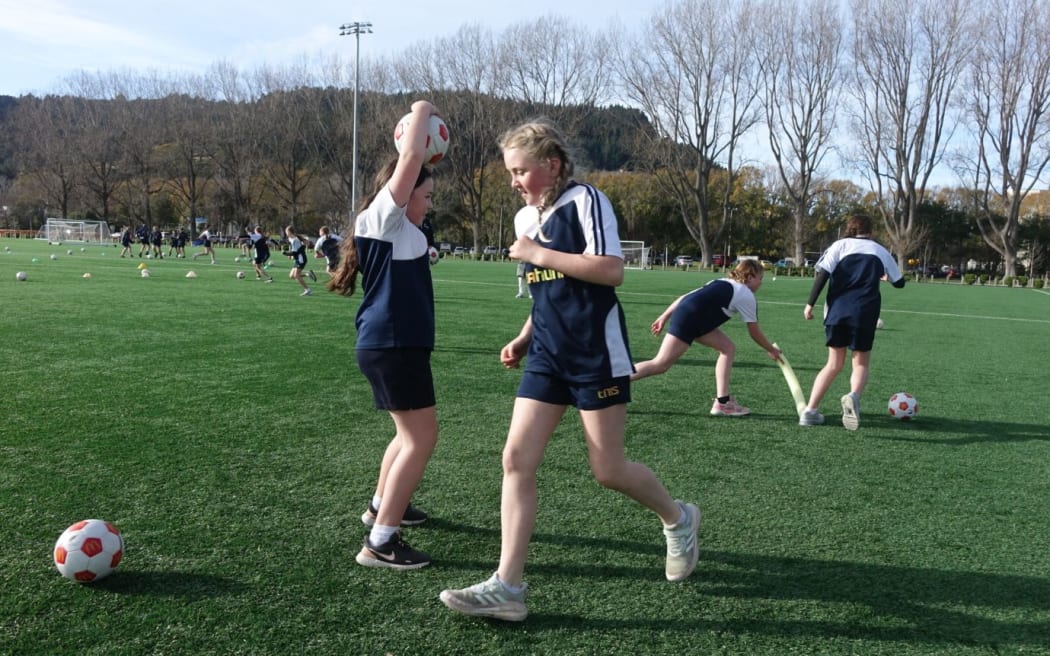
[871,416,1050,445]
[430,518,1049,648]
[92,570,248,599]
[516,550,1050,649]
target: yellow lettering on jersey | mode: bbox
[526,268,565,284]
[596,385,621,399]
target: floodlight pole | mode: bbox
[339,21,372,219]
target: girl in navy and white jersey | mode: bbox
[249,226,273,282]
[632,259,782,417]
[800,213,905,430]
[192,225,216,264]
[283,226,313,296]
[328,100,438,571]
[440,119,699,622]
[119,226,133,257]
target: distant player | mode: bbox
[249,226,273,282]
[799,213,905,430]
[192,225,216,264]
[313,225,342,277]
[283,225,313,295]
[118,226,133,257]
[632,259,782,417]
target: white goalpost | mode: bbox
[35,218,113,244]
[620,240,651,270]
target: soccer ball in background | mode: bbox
[236,271,246,279]
[16,271,27,281]
[53,519,124,582]
[428,246,439,266]
[394,113,450,165]
[888,392,918,420]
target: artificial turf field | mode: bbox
[1,237,1048,656]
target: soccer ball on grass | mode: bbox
[428,246,439,266]
[53,519,124,582]
[887,392,918,420]
[393,113,450,165]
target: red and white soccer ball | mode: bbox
[428,245,439,266]
[887,392,918,420]
[393,113,450,165]
[53,519,124,582]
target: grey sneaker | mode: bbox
[799,409,825,426]
[440,574,528,621]
[841,393,860,431]
[663,501,701,581]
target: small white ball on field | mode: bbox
[140,269,150,278]
[428,246,439,266]
[67,249,73,255]
[16,271,27,281]
[236,271,245,279]
[234,256,241,262]
[876,318,885,329]
[772,276,776,281]
[50,254,58,260]
[82,273,92,279]
[186,271,197,278]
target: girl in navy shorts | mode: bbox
[440,119,700,622]
[632,259,783,417]
[328,100,439,570]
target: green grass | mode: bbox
[1,238,1049,655]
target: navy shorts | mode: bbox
[517,371,630,410]
[254,253,270,266]
[825,323,876,352]
[357,348,435,411]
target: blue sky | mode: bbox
[0,0,651,96]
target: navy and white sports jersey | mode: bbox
[353,186,434,350]
[288,237,307,268]
[250,232,270,259]
[816,237,902,327]
[516,182,632,383]
[667,279,757,342]
[199,230,212,247]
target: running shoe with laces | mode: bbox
[300,288,312,296]
[799,408,825,426]
[663,501,701,581]
[710,396,751,417]
[439,574,528,621]
[840,392,860,431]
[361,502,429,527]
[355,532,431,570]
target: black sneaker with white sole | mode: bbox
[361,502,429,527]
[355,533,431,570]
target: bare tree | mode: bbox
[10,95,80,220]
[63,71,124,222]
[497,15,611,129]
[395,24,512,254]
[209,61,266,234]
[846,0,968,265]
[158,73,218,234]
[614,0,764,266]
[758,0,844,264]
[960,0,1050,277]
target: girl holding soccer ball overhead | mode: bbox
[328,100,439,570]
[439,119,700,621]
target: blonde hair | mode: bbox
[728,259,764,283]
[498,119,576,212]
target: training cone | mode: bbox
[137,262,148,270]
[186,271,197,278]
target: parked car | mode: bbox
[760,260,774,270]
[452,246,467,257]
[712,254,727,266]
[483,245,499,257]
[674,255,694,268]
[775,258,798,268]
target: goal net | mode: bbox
[36,219,113,244]
[621,240,651,270]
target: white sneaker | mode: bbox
[440,574,528,621]
[663,501,701,581]
[799,409,825,426]
[300,289,312,296]
[841,393,860,431]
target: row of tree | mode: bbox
[1,0,1048,276]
